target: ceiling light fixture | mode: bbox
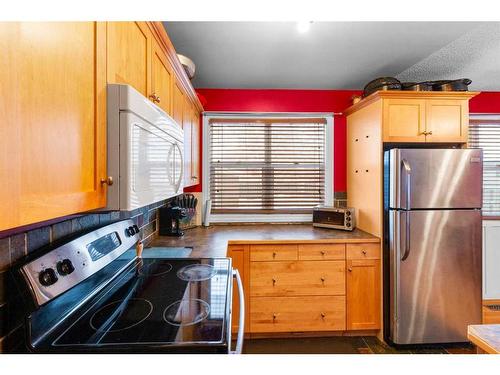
[297,21,312,34]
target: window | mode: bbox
[469,115,500,217]
[204,114,333,222]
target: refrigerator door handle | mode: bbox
[401,159,411,261]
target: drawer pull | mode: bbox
[320,251,326,256]
[362,250,367,255]
[321,313,326,319]
[272,278,277,286]
[320,277,325,283]
[272,252,277,259]
[272,313,279,322]
[348,268,352,272]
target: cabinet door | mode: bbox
[191,109,201,184]
[346,259,381,330]
[172,79,184,127]
[382,99,426,142]
[107,22,151,96]
[228,245,247,333]
[425,99,468,143]
[183,97,194,187]
[0,22,107,230]
[151,38,173,115]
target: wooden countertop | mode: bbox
[148,224,379,258]
[468,324,500,354]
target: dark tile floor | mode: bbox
[242,336,476,354]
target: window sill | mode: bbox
[209,213,312,224]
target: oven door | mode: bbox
[228,269,245,354]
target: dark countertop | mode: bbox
[148,224,379,258]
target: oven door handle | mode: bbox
[230,269,245,354]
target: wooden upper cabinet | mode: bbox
[172,79,184,127]
[383,99,426,142]
[182,96,193,186]
[151,38,174,115]
[0,22,107,231]
[107,22,151,96]
[190,108,201,184]
[346,258,381,330]
[426,99,468,143]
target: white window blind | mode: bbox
[469,118,500,216]
[208,117,327,214]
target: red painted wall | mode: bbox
[185,89,500,194]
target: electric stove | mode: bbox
[19,220,244,354]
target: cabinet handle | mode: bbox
[273,313,278,322]
[362,250,367,255]
[348,268,352,272]
[100,176,113,186]
[320,277,325,283]
[272,252,277,259]
[272,278,277,286]
[149,93,161,103]
[321,313,326,319]
[320,251,326,256]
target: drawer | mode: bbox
[250,296,346,333]
[250,261,345,296]
[298,243,345,260]
[346,243,380,260]
[250,244,298,262]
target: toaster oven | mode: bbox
[312,206,355,231]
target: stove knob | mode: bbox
[39,268,58,286]
[133,225,140,234]
[126,227,135,236]
[57,259,75,276]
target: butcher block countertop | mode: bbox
[149,224,379,258]
[468,324,500,354]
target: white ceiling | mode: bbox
[163,21,499,90]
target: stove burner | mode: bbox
[90,298,153,333]
[137,260,173,277]
[163,298,210,326]
[177,264,217,281]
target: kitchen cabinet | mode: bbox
[227,244,249,334]
[150,37,174,115]
[346,91,478,238]
[346,244,381,330]
[378,92,474,143]
[172,79,184,127]
[1,21,203,231]
[226,239,380,336]
[191,110,201,184]
[182,96,193,186]
[425,99,468,142]
[0,22,107,231]
[107,22,151,96]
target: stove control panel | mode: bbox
[21,219,140,307]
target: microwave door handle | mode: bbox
[401,159,411,261]
[229,269,245,354]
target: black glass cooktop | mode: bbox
[47,258,231,349]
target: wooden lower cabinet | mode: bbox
[226,240,381,336]
[250,261,345,297]
[250,296,346,333]
[346,258,381,330]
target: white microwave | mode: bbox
[105,84,184,211]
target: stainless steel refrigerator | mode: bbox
[385,148,483,345]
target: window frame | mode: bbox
[469,113,500,219]
[202,112,334,223]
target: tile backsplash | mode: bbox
[0,199,170,353]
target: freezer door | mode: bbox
[389,149,483,209]
[389,209,482,344]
